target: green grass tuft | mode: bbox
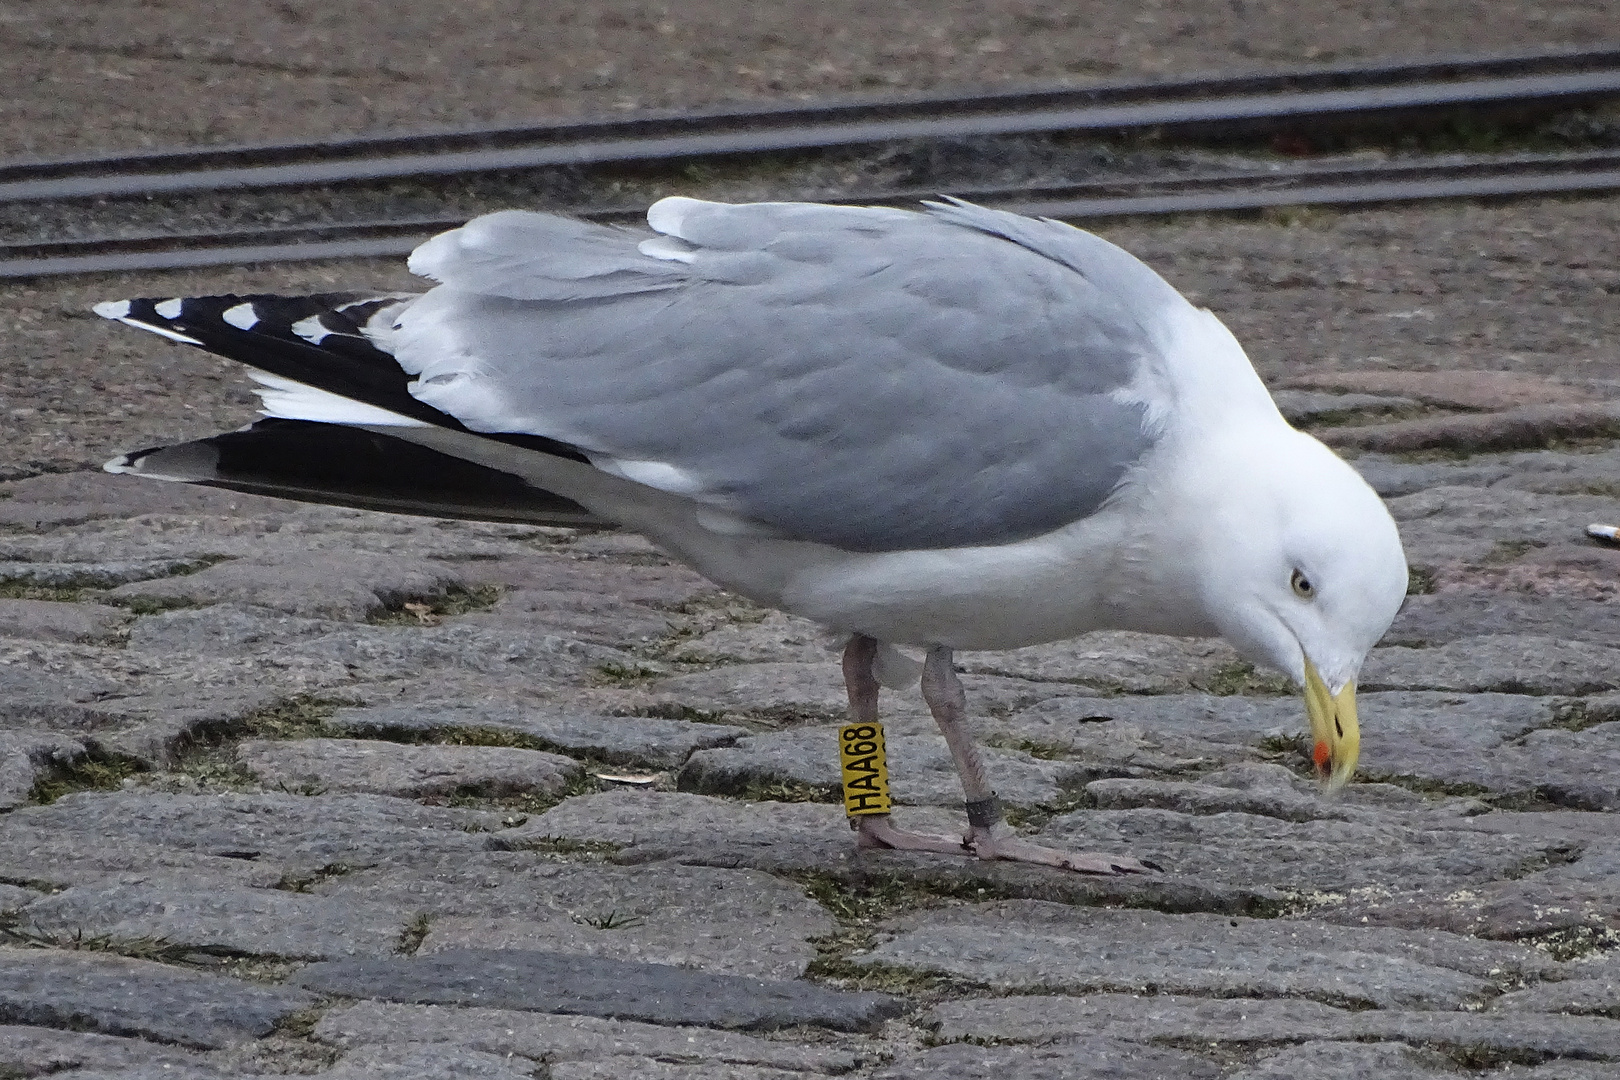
[1484,539,1548,564]
[984,736,1075,760]
[169,744,260,790]
[792,868,1026,926]
[102,595,203,616]
[805,949,987,997]
[1518,924,1620,963]
[368,584,504,625]
[1258,733,1306,756]
[442,767,601,819]
[397,913,433,955]
[28,747,146,804]
[792,869,1008,999]
[1546,699,1604,733]
[275,863,354,893]
[0,921,193,964]
[1198,661,1293,697]
[572,909,646,930]
[592,660,666,685]
[1,557,230,608]
[627,702,728,724]
[494,835,623,858]
[271,1006,333,1043]
[732,777,841,804]
[1003,789,1094,831]
[229,694,356,740]
[0,580,90,602]
[737,703,849,728]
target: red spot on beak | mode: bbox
[1313,740,1332,772]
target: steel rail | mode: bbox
[17,46,1615,180]
[6,150,1618,279]
[7,45,1617,182]
[2,46,1619,204]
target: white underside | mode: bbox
[362,422,1216,651]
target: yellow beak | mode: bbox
[1304,659,1359,791]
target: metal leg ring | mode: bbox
[964,794,1002,829]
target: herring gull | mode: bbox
[94,197,1409,874]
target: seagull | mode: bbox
[94,197,1408,874]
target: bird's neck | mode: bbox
[1090,305,1286,637]
[1154,305,1280,429]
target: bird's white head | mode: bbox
[1179,425,1408,789]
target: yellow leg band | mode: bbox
[839,721,893,816]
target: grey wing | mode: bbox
[390,198,1190,553]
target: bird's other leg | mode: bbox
[844,634,970,855]
[921,645,1154,875]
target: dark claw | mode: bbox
[1139,858,1166,872]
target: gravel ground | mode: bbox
[2,0,1617,159]
[3,6,1620,1080]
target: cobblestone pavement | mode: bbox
[1,209,1618,1076]
[4,0,1620,1047]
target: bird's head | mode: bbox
[1184,427,1407,789]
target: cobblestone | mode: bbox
[871,1039,1222,1080]
[0,1025,217,1076]
[2,359,1615,1078]
[861,900,1554,1009]
[0,948,316,1048]
[326,704,749,769]
[312,1000,865,1073]
[236,737,582,800]
[928,993,1620,1059]
[292,948,906,1031]
[310,856,837,979]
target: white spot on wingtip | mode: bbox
[336,295,400,312]
[154,298,184,319]
[113,318,203,346]
[222,303,259,330]
[92,300,131,319]
[291,314,331,345]
[102,449,205,483]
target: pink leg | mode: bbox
[844,635,971,856]
[920,645,1156,875]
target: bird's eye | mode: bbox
[1290,569,1315,599]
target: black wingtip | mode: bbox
[95,291,455,425]
[106,419,606,528]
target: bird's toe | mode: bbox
[973,834,1162,875]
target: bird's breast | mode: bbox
[770,507,1209,649]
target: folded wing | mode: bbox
[390,198,1182,552]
